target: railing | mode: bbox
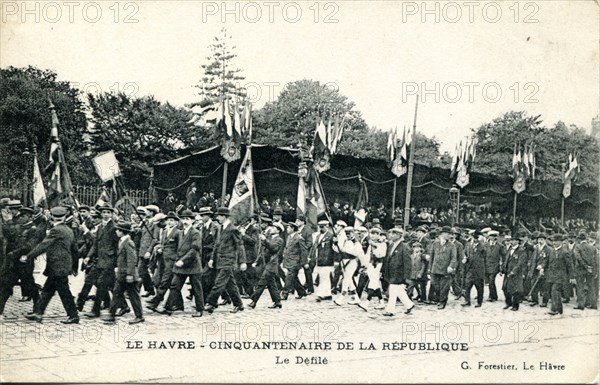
[0,180,150,216]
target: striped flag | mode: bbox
[46,100,73,206]
[32,150,47,208]
[229,147,256,225]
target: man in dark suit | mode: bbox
[462,230,486,307]
[198,207,219,301]
[281,222,309,300]
[429,226,458,309]
[161,210,204,317]
[528,233,552,307]
[381,228,414,316]
[237,214,259,298]
[484,231,506,302]
[102,221,144,324]
[23,206,79,324]
[501,233,528,311]
[573,231,597,310]
[137,206,160,297]
[146,212,181,311]
[204,207,247,314]
[546,234,574,315]
[84,204,120,318]
[296,215,315,294]
[249,223,284,309]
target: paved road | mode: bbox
[1,269,598,383]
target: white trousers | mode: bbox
[341,259,357,293]
[385,283,414,314]
[313,266,334,297]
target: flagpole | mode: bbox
[403,95,418,229]
[512,192,517,227]
[391,178,397,218]
[561,196,565,227]
[221,161,228,203]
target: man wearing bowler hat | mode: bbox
[23,206,79,324]
[461,230,486,308]
[528,232,552,307]
[204,207,247,314]
[428,226,457,309]
[484,230,505,302]
[198,206,220,301]
[162,210,204,317]
[573,231,598,310]
[545,233,574,315]
[102,221,144,324]
[501,233,528,311]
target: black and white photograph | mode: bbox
[0,0,599,383]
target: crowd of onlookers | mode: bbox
[166,187,598,233]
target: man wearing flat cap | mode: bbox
[281,221,309,300]
[198,207,219,301]
[573,231,598,310]
[23,206,79,324]
[462,230,486,308]
[82,203,120,318]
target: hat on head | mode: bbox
[336,220,347,227]
[7,199,22,209]
[537,232,548,239]
[567,232,577,239]
[416,226,428,233]
[296,214,306,222]
[78,205,91,212]
[481,227,492,234]
[215,207,230,217]
[451,227,461,235]
[136,206,147,215]
[153,213,167,222]
[97,203,113,212]
[577,231,587,240]
[165,211,180,221]
[369,227,381,234]
[472,230,483,238]
[344,226,355,233]
[318,220,329,226]
[179,209,195,219]
[488,230,499,237]
[19,207,34,215]
[32,210,44,222]
[287,221,299,230]
[273,207,283,216]
[389,227,403,234]
[412,241,423,248]
[145,204,160,214]
[115,220,132,233]
[393,217,403,225]
[551,233,564,242]
[50,206,68,218]
[260,214,272,223]
[198,207,213,216]
[356,226,368,232]
[372,218,381,225]
[0,197,9,207]
[440,226,452,234]
[272,222,285,233]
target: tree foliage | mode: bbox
[473,111,599,186]
[87,92,209,188]
[0,66,91,183]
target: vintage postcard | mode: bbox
[0,0,598,383]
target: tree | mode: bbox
[0,66,92,184]
[87,92,208,188]
[473,111,599,186]
[253,79,369,148]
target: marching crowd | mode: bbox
[0,196,598,325]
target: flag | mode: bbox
[391,126,408,177]
[96,186,112,207]
[297,166,327,229]
[46,101,74,206]
[243,100,253,142]
[220,97,241,162]
[330,115,345,154]
[455,138,469,187]
[563,152,580,198]
[312,120,331,173]
[522,143,530,178]
[229,147,255,225]
[387,129,397,163]
[529,144,536,179]
[224,98,233,138]
[32,151,47,208]
[450,142,459,177]
[92,150,121,183]
[233,97,242,139]
[512,142,526,193]
[354,175,369,227]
